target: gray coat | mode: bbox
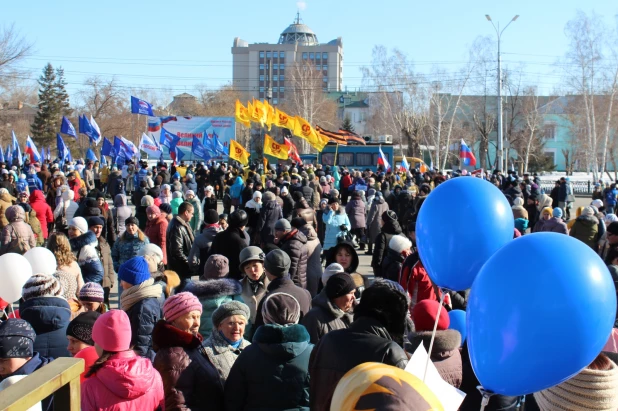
[299,223,323,297]
[366,197,389,244]
[112,194,133,237]
[345,199,366,230]
[301,290,353,344]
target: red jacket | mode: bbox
[341,175,353,189]
[399,253,440,306]
[29,190,53,239]
[144,215,168,264]
[81,350,164,411]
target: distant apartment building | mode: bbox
[231,14,343,104]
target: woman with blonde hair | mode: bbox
[47,231,84,299]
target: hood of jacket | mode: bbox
[382,218,402,235]
[69,230,98,251]
[114,193,127,207]
[245,199,261,210]
[299,223,318,241]
[576,214,599,226]
[312,290,351,320]
[94,351,159,400]
[324,241,359,273]
[5,206,24,222]
[252,323,311,361]
[29,190,46,204]
[262,199,279,211]
[152,320,203,351]
[373,196,385,205]
[407,329,461,359]
[184,278,242,299]
[0,192,13,203]
[8,352,52,379]
[281,229,307,245]
[20,296,71,334]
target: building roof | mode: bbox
[173,93,197,99]
[278,13,319,46]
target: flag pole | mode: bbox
[334,143,339,167]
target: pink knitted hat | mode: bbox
[92,310,132,352]
[163,292,203,323]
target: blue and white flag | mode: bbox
[100,149,108,166]
[90,115,102,145]
[60,116,77,139]
[101,137,115,157]
[130,96,154,116]
[56,133,70,162]
[86,148,98,162]
[191,136,211,161]
[12,131,22,166]
[139,133,162,158]
[160,127,180,150]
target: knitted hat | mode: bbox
[513,197,524,207]
[159,203,172,214]
[274,218,291,231]
[79,282,104,302]
[137,243,164,266]
[382,210,398,223]
[322,263,345,286]
[389,235,412,254]
[69,217,88,234]
[553,207,563,218]
[534,358,618,410]
[542,207,553,217]
[66,311,101,346]
[125,216,139,226]
[211,301,250,328]
[581,206,595,217]
[412,300,449,332]
[22,274,63,300]
[264,249,291,277]
[163,292,203,323]
[263,191,276,202]
[204,209,219,224]
[118,256,150,286]
[146,205,161,216]
[0,319,36,358]
[261,292,301,326]
[87,216,105,227]
[239,246,265,271]
[92,310,132,352]
[53,270,77,301]
[325,273,357,300]
[592,199,604,209]
[202,254,230,280]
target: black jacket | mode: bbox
[126,295,162,360]
[166,216,194,278]
[281,194,295,220]
[225,324,313,411]
[254,276,312,330]
[202,196,217,214]
[309,317,408,410]
[381,248,405,282]
[301,185,314,204]
[209,227,248,280]
[371,219,402,277]
[279,229,308,288]
[259,200,283,245]
[20,297,71,360]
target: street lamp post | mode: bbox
[486,14,519,172]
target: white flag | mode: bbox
[90,115,102,145]
[139,133,162,158]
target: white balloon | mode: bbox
[24,247,57,276]
[0,253,33,303]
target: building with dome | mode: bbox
[231,14,343,104]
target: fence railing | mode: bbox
[539,180,594,195]
[0,358,83,411]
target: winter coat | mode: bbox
[111,232,149,273]
[166,215,195,279]
[309,317,408,410]
[81,350,165,411]
[171,197,183,216]
[225,324,313,411]
[407,329,463,388]
[97,236,115,290]
[20,296,71,359]
[533,217,568,234]
[202,196,217,214]
[188,225,222,276]
[295,199,317,229]
[322,209,351,250]
[254,276,312,330]
[187,197,203,233]
[281,194,295,220]
[0,353,53,411]
[144,214,168,264]
[278,229,309,288]
[124,293,162,360]
[209,227,248,281]
[22,206,43,247]
[0,206,36,254]
[230,176,244,201]
[301,290,353,344]
[570,214,599,250]
[240,275,270,338]
[299,224,323,297]
[152,321,223,411]
[399,254,439,306]
[0,192,14,229]
[258,199,283,246]
[366,197,389,244]
[345,198,366,229]
[69,230,105,284]
[112,194,132,237]
[29,190,53,239]
[184,279,244,339]
[381,248,406,282]
[203,328,250,386]
[135,205,148,231]
[512,206,529,221]
[371,218,402,277]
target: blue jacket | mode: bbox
[16,178,28,193]
[20,297,71,359]
[230,176,244,200]
[112,233,149,272]
[69,230,104,284]
[26,172,43,192]
[0,353,53,411]
[125,295,162,361]
[322,209,351,250]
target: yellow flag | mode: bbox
[251,99,267,126]
[229,140,250,165]
[274,108,296,131]
[264,101,276,131]
[235,100,251,128]
[264,134,288,160]
[293,116,329,152]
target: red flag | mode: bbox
[284,137,302,164]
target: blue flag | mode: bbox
[39,147,45,162]
[79,115,98,142]
[47,145,51,161]
[101,137,114,157]
[131,96,154,116]
[170,144,185,164]
[100,149,108,166]
[160,127,180,150]
[213,132,227,155]
[11,131,22,166]
[0,144,5,163]
[60,116,77,139]
[4,145,10,164]
[86,148,98,162]
[191,136,211,161]
[56,134,70,162]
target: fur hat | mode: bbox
[592,199,604,209]
[211,301,250,328]
[261,292,301,326]
[202,254,230,280]
[137,243,164,266]
[163,292,203,323]
[69,217,88,234]
[66,311,101,346]
[22,274,63,300]
[263,191,276,202]
[582,206,595,217]
[389,235,412,254]
[513,197,524,207]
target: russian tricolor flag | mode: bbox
[25,136,41,163]
[377,145,391,172]
[460,139,476,167]
[400,155,409,172]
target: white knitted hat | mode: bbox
[389,235,412,254]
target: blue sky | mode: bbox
[3,0,616,100]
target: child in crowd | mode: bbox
[66,311,101,382]
[79,282,108,314]
[219,213,229,230]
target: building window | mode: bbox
[259,75,264,81]
[273,75,278,82]
[315,65,321,71]
[266,51,271,58]
[544,123,556,140]
[323,76,328,82]
[338,153,354,166]
[259,51,264,58]
[280,87,284,93]
[273,98,278,105]
[272,87,278,93]
[259,87,264,92]
[322,153,335,166]
[279,63,284,70]
[279,51,285,58]
[356,153,372,166]
[259,64,264,70]
[323,65,328,71]
[302,52,308,60]
[280,75,284,81]
[322,53,328,60]
[309,52,314,59]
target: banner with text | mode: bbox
[147,116,235,161]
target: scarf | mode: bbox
[247,274,265,294]
[219,330,242,349]
[120,278,162,311]
[174,215,195,242]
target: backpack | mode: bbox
[4,224,31,255]
[54,205,69,233]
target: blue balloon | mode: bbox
[467,233,616,396]
[416,177,513,290]
[448,309,467,347]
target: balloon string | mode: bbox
[423,289,445,383]
[10,304,15,318]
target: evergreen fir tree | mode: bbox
[31,63,71,145]
[54,67,72,117]
[341,116,355,133]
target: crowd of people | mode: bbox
[0,156,617,411]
